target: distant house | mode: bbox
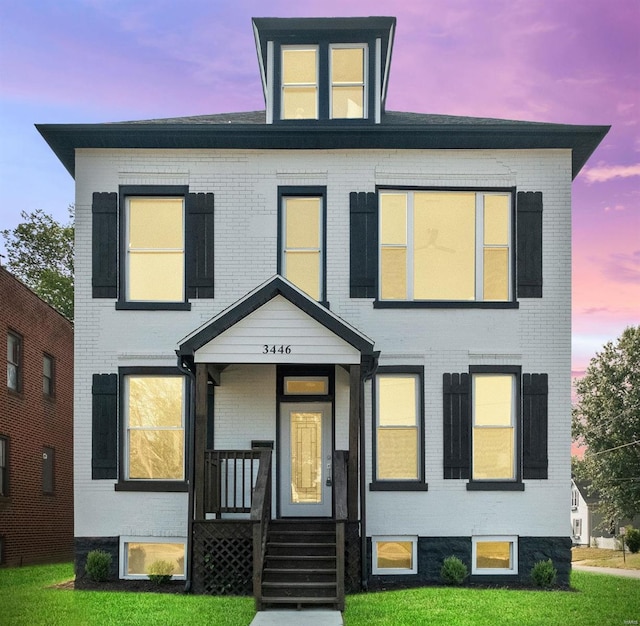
[571,479,639,549]
[0,266,74,566]
[37,15,608,607]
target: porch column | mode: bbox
[194,362,208,521]
[348,363,361,522]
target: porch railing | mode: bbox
[250,450,272,610]
[204,449,263,516]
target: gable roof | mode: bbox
[36,109,609,180]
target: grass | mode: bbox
[572,546,640,569]
[1,563,639,626]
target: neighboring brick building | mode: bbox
[0,265,74,566]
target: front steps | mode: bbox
[260,519,341,610]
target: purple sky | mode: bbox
[1,0,638,371]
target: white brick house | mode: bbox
[38,17,608,607]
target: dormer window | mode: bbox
[282,47,318,120]
[331,45,366,119]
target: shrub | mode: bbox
[530,559,557,588]
[625,527,640,553]
[440,556,468,585]
[85,549,112,582]
[147,559,175,585]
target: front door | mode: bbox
[279,402,332,517]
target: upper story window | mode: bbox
[282,46,318,120]
[43,354,54,397]
[0,436,7,497]
[331,45,366,119]
[380,190,512,302]
[7,332,22,392]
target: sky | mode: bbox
[0,0,638,374]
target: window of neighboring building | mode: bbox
[121,537,186,580]
[124,375,185,481]
[379,190,512,302]
[0,437,7,497]
[571,487,579,509]
[7,332,22,392]
[472,373,517,482]
[472,536,518,575]
[281,46,318,120]
[279,188,326,301]
[372,367,426,489]
[330,45,366,119]
[125,196,185,303]
[43,354,54,397]
[43,447,54,494]
[372,537,418,575]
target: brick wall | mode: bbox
[0,267,74,566]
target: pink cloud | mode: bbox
[583,163,640,183]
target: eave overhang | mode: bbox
[36,119,610,180]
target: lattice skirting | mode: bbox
[192,521,253,595]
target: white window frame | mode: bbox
[120,536,187,580]
[280,45,319,120]
[123,375,186,481]
[329,43,368,120]
[378,190,512,302]
[472,535,518,575]
[571,487,579,510]
[573,518,583,537]
[372,536,418,575]
[125,196,186,303]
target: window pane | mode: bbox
[283,88,317,119]
[282,48,317,84]
[377,428,418,479]
[129,430,184,480]
[380,194,407,244]
[474,375,513,426]
[332,86,364,119]
[284,251,320,300]
[332,47,364,83]
[284,377,328,395]
[43,356,52,378]
[7,364,18,390]
[484,195,509,245]
[127,542,185,576]
[476,541,512,569]
[290,411,322,503]
[473,428,514,480]
[129,198,183,249]
[129,377,183,428]
[484,248,509,301]
[285,197,320,248]
[414,192,475,300]
[129,252,184,301]
[377,541,413,570]
[380,248,407,300]
[378,377,416,426]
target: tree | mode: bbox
[572,326,640,527]
[1,207,74,320]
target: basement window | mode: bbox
[372,536,417,575]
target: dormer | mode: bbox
[252,17,396,125]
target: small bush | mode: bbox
[147,559,175,585]
[625,527,640,553]
[85,550,112,582]
[530,559,557,588]
[440,556,468,585]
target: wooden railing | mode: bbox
[250,450,272,611]
[333,450,348,611]
[204,449,263,516]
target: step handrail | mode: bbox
[250,449,272,610]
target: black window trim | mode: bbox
[373,185,518,309]
[277,186,328,305]
[116,185,192,311]
[115,366,189,493]
[370,365,428,491]
[466,365,524,491]
[6,330,23,394]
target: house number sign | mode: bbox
[262,345,292,354]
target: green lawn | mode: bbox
[1,563,639,626]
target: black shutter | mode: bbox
[92,192,118,298]
[443,373,470,479]
[186,193,215,299]
[517,191,543,298]
[349,191,378,298]
[92,373,118,480]
[522,373,548,479]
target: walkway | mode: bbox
[572,563,640,579]
[250,609,343,626]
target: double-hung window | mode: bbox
[372,367,426,489]
[7,332,21,392]
[43,354,54,397]
[379,190,512,302]
[281,46,318,120]
[124,374,185,481]
[0,436,7,497]
[330,45,366,119]
[279,188,326,301]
